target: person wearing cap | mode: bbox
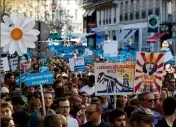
[130,107,156,127]
[156,97,176,127]
[137,92,161,125]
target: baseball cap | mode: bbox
[130,107,158,122]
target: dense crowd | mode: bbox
[0,57,176,127]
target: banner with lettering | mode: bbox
[134,52,164,94]
[95,62,135,95]
[25,71,54,87]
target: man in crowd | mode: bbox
[130,107,156,127]
[3,73,15,90]
[57,97,79,127]
[109,108,127,127]
[28,92,56,127]
[138,92,161,125]
[80,75,95,95]
[156,97,176,127]
[81,102,110,127]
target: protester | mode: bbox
[12,111,30,127]
[1,116,15,127]
[28,92,56,127]
[80,75,95,95]
[99,95,114,113]
[11,96,25,112]
[156,97,176,127]
[0,100,13,118]
[3,73,15,90]
[116,95,128,109]
[137,92,161,125]
[28,97,42,113]
[43,114,68,127]
[57,97,79,127]
[130,107,156,127]
[108,108,127,127]
[81,102,110,127]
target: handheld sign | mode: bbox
[25,71,54,115]
[25,71,54,87]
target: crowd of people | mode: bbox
[0,57,176,127]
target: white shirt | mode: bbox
[67,116,79,127]
[80,85,95,95]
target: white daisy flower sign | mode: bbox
[1,13,40,56]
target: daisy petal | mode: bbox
[10,13,17,25]
[1,36,12,47]
[16,43,24,56]
[9,41,16,54]
[21,18,33,28]
[23,34,38,42]
[18,40,27,54]
[16,13,25,28]
[3,15,13,26]
[3,43,11,52]
[22,20,35,32]
[25,29,40,36]
[21,38,36,48]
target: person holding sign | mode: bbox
[28,92,56,127]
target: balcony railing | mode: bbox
[82,0,111,5]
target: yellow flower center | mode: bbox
[11,28,23,40]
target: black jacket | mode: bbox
[156,118,176,127]
[81,121,110,127]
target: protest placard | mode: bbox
[103,40,118,57]
[134,52,164,93]
[95,62,135,95]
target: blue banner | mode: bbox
[25,72,54,87]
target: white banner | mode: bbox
[103,40,118,57]
[95,62,135,95]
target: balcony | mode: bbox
[82,0,112,5]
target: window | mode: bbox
[109,8,111,24]
[99,11,101,25]
[114,6,116,23]
[125,1,128,13]
[155,8,160,16]
[136,0,140,11]
[120,14,123,21]
[120,2,123,14]
[130,12,133,20]
[67,0,69,5]
[75,10,77,20]
[125,13,128,21]
[148,9,153,15]
[142,10,146,18]
[135,11,139,19]
[106,9,108,24]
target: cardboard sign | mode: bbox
[95,62,135,95]
[103,40,118,57]
[69,57,86,72]
[134,52,164,94]
[25,71,54,87]
[0,57,10,72]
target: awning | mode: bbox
[123,29,137,42]
[147,33,165,43]
[83,10,90,17]
[88,9,95,16]
[117,30,131,42]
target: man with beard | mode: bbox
[109,108,127,127]
[28,92,56,127]
[80,75,95,95]
[69,95,83,126]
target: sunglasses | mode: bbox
[147,99,157,103]
[85,110,97,116]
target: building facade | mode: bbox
[82,0,176,53]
